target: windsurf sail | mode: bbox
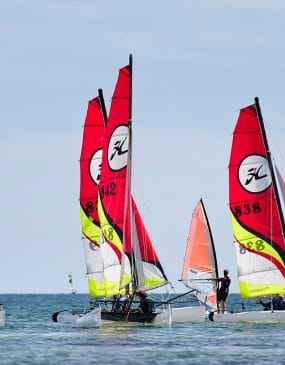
[228,97,285,299]
[181,199,218,310]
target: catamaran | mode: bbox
[53,57,169,327]
[210,97,285,322]
[52,55,205,326]
[181,198,219,318]
[0,304,5,326]
[68,273,77,294]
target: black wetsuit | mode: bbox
[139,298,155,314]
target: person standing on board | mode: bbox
[213,269,231,313]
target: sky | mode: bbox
[1,0,285,294]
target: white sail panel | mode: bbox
[235,243,285,297]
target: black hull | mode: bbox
[101,310,157,323]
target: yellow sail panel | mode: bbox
[231,212,285,270]
[120,272,132,289]
[80,206,101,245]
[240,281,285,299]
[88,277,127,297]
[97,194,123,254]
[143,277,167,290]
[88,277,107,297]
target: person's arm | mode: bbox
[212,277,222,282]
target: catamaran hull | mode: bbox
[52,308,101,328]
[101,308,172,327]
[101,310,156,323]
[171,305,205,323]
[52,308,171,327]
[209,310,285,323]
[0,307,5,326]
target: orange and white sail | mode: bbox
[181,199,218,310]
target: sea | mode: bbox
[1,293,285,365]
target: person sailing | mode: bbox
[213,269,231,313]
[136,291,155,314]
[259,293,285,311]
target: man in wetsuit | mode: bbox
[214,269,231,314]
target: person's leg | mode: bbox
[221,300,226,313]
[217,300,221,314]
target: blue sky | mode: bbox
[1,0,285,294]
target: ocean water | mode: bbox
[1,294,285,365]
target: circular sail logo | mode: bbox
[89,149,103,186]
[238,154,272,193]
[108,125,129,171]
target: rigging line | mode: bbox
[132,177,151,214]
[155,290,195,306]
[238,267,280,277]
[179,278,215,281]
[267,122,285,162]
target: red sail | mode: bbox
[229,103,285,276]
[98,64,131,262]
[80,97,105,245]
[133,198,167,271]
[123,196,168,290]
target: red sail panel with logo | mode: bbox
[98,64,131,262]
[80,97,105,245]
[229,104,285,277]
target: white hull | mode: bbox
[53,305,205,326]
[55,308,101,328]
[209,310,285,323]
[54,307,173,327]
[152,306,172,327]
[0,306,5,326]
[171,305,205,323]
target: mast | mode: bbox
[254,97,285,238]
[98,88,108,126]
[128,54,137,292]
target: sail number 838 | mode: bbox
[234,202,261,217]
